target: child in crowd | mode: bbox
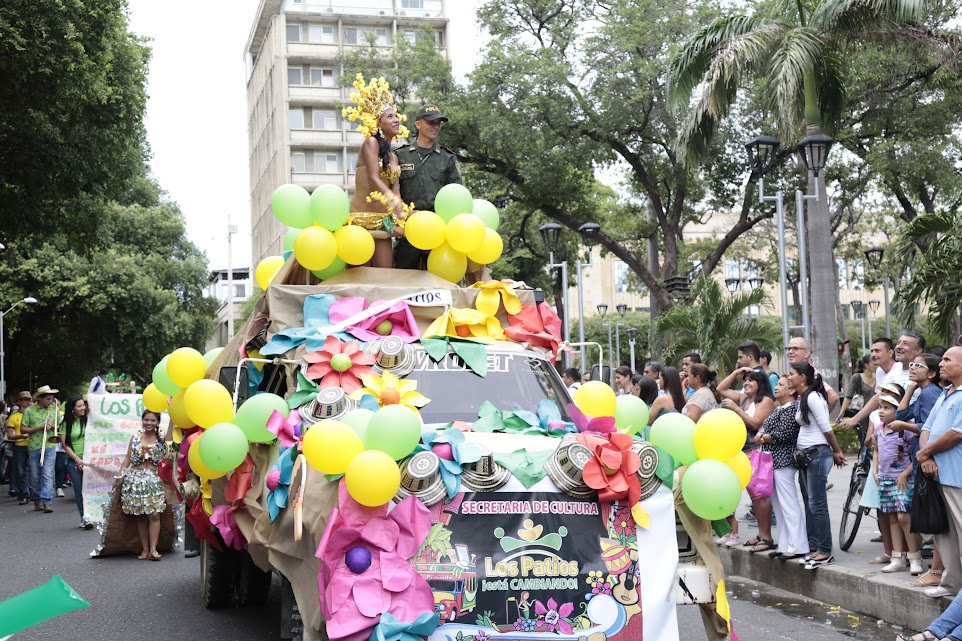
[874,387,922,574]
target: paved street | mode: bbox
[1,484,905,641]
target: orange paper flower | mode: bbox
[578,432,641,506]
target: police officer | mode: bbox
[394,104,461,269]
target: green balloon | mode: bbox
[283,228,302,252]
[649,412,698,466]
[681,459,742,520]
[434,184,473,222]
[152,356,181,397]
[472,199,500,231]
[341,409,374,440]
[271,184,313,228]
[363,405,421,460]
[198,422,250,473]
[309,184,350,231]
[234,393,289,443]
[614,395,649,435]
[203,347,224,368]
[312,256,347,280]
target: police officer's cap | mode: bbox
[415,104,449,122]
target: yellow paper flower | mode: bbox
[469,280,523,317]
[424,307,506,341]
[353,371,430,412]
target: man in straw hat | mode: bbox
[4,391,33,504]
[19,385,60,512]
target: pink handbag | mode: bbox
[747,449,775,499]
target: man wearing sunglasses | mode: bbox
[843,333,924,430]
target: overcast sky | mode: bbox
[126,0,481,272]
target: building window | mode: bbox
[400,28,442,46]
[291,152,306,173]
[401,0,424,7]
[289,108,305,129]
[309,67,336,87]
[308,24,335,43]
[724,259,740,280]
[836,258,848,289]
[287,67,303,85]
[312,110,338,129]
[343,27,389,46]
[221,283,246,299]
[313,152,341,173]
[286,23,301,42]
[348,154,358,174]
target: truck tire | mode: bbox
[201,538,237,608]
[280,576,305,640]
[237,551,272,606]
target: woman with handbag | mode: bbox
[787,363,847,569]
[756,376,807,559]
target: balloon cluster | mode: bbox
[649,408,750,520]
[405,184,504,283]
[572,381,650,435]
[301,404,422,506]
[262,183,372,285]
[147,347,251,480]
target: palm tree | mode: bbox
[655,277,784,374]
[893,207,962,343]
[667,0,926,383]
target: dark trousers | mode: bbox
[11,445,29,499]
[55,450,67,489]
[393,237,428,270]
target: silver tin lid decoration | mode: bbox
[630,442,663,502]
[395,452,447,506]
[546,440,596,498]
[299,387,357,426]
[363,335,416,378]
[460,444,511,492]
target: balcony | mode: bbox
[288,85,345,104]
[287,42,340,60]
[291,172,350,190]
[290,129,345,146]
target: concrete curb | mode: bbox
[719,545,950,632]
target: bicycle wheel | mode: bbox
[839,473,867,551]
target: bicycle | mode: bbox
[838,424,874,551]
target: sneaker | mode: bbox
[56,488,65,497]
[881,555,908,573]
[804,555,835,569]
[737,510,756,522]
[925,586,956,598]
[78,519,87,529]
[715,532,740,547]
[910,557,924,575]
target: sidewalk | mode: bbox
[718,463,951,633]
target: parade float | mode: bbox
[141,181,749,641]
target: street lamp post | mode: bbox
[868,299,881,346]
[864,246,892,339]
[1,296,39,400]
[597,303,614,387]
[850,299,866,356]
[614,303,627,370]
[227,217,239,341]
[576,223,601,369]
[626,327,638,373]
[539,223,570,367]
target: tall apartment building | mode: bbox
[245,0,450,267]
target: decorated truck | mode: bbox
[164,262,736,641]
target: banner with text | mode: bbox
[82,394,168,523]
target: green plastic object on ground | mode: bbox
[0,575,90,637]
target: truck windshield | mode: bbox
[410,349,571,424]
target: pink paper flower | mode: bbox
[535,597,574,634]
[329,296,421,343]
[303,335,375,393]
[316,482,434,641]
[567,404,616,435]
[210,505,246,551]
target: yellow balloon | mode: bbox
[168,390,194,427]
[727,451,753,489]
[345,450,401,507]
[573,381,617,417]
[294,225,337,270]
[255,255,286,290]
[467,228,504,265]
[184,379,234,429]
[167,347,207,388]
[188,435,227,480]
[427,242,467,283]
[301,420,365,474]
[405,211,446,250]
[693,408,748,461]
[445,213,485,254]
[142,383,168,413]
[334,225,375,265]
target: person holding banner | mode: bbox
[60,396,93,529]
[19,385,60,513]
[116,410,166,560]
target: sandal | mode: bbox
[751,538,777,553]
[137,551,149,560]
[779,553,807,561]
[742,536,764,547]
[869,555,892,565]
[896,632,939,641]
[148,552,162,561]
[910,570,943,588]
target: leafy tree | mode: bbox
[654,277,783,374]
[0,0,151,244]
[0,183,217,394]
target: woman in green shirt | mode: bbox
[61,396,92,529]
